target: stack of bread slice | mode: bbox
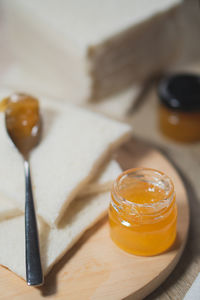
[0,89,131,280]
[1,0,182,102]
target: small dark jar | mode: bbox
[158,74,200,143]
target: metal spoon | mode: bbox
[5,93,43,286]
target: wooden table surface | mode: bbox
[126,86,200,300]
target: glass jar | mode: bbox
[158,73,200,143]
[109,168,177,256]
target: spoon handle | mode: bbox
[24,159,43,286]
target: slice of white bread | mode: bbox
[0,94,131,226]
[0,191,110,280]
[0,159,121,221]
[0,66,141,120]
[0,158,121,279]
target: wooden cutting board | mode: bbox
[0,139,189,300]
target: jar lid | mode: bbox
[158,73,200,111]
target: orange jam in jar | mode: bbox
[109,168,177,256]
[159,105,200,143]
[158,74,200,143]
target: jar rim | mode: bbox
[112,167,175,211]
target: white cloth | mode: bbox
[183,273,200,300]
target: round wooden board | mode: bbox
[0,139,189,300]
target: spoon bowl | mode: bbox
[5,93,42,158]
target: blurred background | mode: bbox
[0,0,200,110]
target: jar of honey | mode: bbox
[109,168,177,256]
[158,74,200,143]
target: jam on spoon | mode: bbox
[5,93,41,156]
[4,93,43,286]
